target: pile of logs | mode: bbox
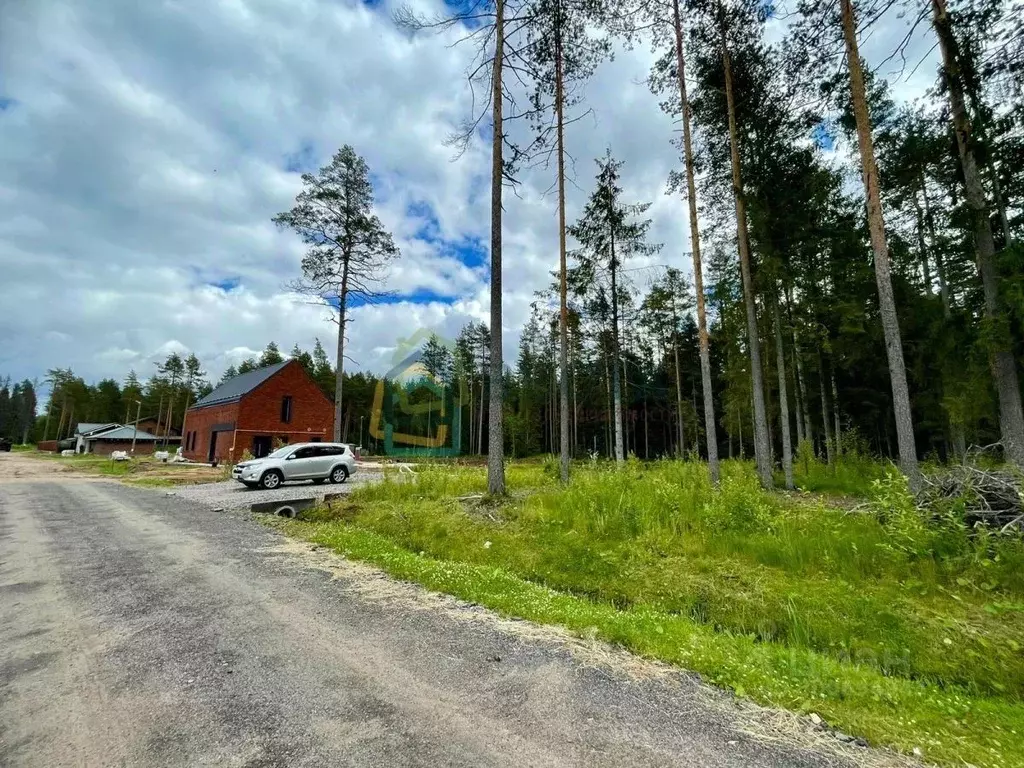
[919,459,1024,532]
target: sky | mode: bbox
[0,0,939,395]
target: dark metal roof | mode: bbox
[76,422,119,436]
[190,360,291,409]
[86,426,165,441]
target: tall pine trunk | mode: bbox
[555,6,570,483]
[604,352,613,457]
[840,0,920,487]
[818,346,834,466]
[644,398,649,458]
[56,398,67,442]
[611,233,625,463]
[832,371,842,456]
[793,354,805,447]
[673,342,685,456]
[674,0,719,481]
[487,0,506,494]
[478,370,486,455]
[721,24,771,488]
[43,399,54,442]
[932,0,1024,469]
[787,288,813,448]
[913,193,933,296]
[572,345,579,454]
[921,176,952,314]
[333,261,350,443]
[165,398,174,448]
[468,376,475,456]
[773,294,794,488]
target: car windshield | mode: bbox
[266,446,293,459]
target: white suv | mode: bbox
[232,442,357,490]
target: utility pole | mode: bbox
[131,399,142,454]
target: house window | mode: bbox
[281,396,293,424]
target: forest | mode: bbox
[24,0,1024,493]
[269,0,1024,497]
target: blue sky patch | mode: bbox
[407,198,487,268]
[444,0,488,29]
[284,140,317,173]
[812,120,836,151]
[210,277,242,292]
[330,289,456,311]
[0,96,16,111]
[356,289,454,307]
[407,200,441,242]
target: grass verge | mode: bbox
[282,518,1023,767]
[276,458,1024,767]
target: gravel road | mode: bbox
[0,469,899,767]
[171,470,383,510]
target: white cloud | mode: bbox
[0,0,938,394]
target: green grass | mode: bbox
[278,458,1024,767]
[790,445,887,498]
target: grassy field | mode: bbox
[23,450,227,486]
[279,455,1024,767]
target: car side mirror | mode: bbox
[285,454,296,460]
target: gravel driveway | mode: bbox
[171,468,383,509]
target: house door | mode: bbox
[252,436,272,458]
[208,431,218,463]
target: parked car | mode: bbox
[0,438,12,452]
[231,442,356,490]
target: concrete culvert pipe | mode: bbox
[276,506,296,519]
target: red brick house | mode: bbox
[182,360,334,464]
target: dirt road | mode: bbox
[0,470,888,767]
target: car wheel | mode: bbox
[330,465,349,484]
[259,470,283,490]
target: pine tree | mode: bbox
[527,0,608,482]
[930,0,1024,468]
[640,268,694,457]
[259,342,284,367]
[718,5,772,488]
[569,152,660,464]
[290,344,315,376]
[157,353,185,445]
[838,0,921,486]
[274,146,399,442]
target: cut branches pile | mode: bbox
[919,455,1024,531]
